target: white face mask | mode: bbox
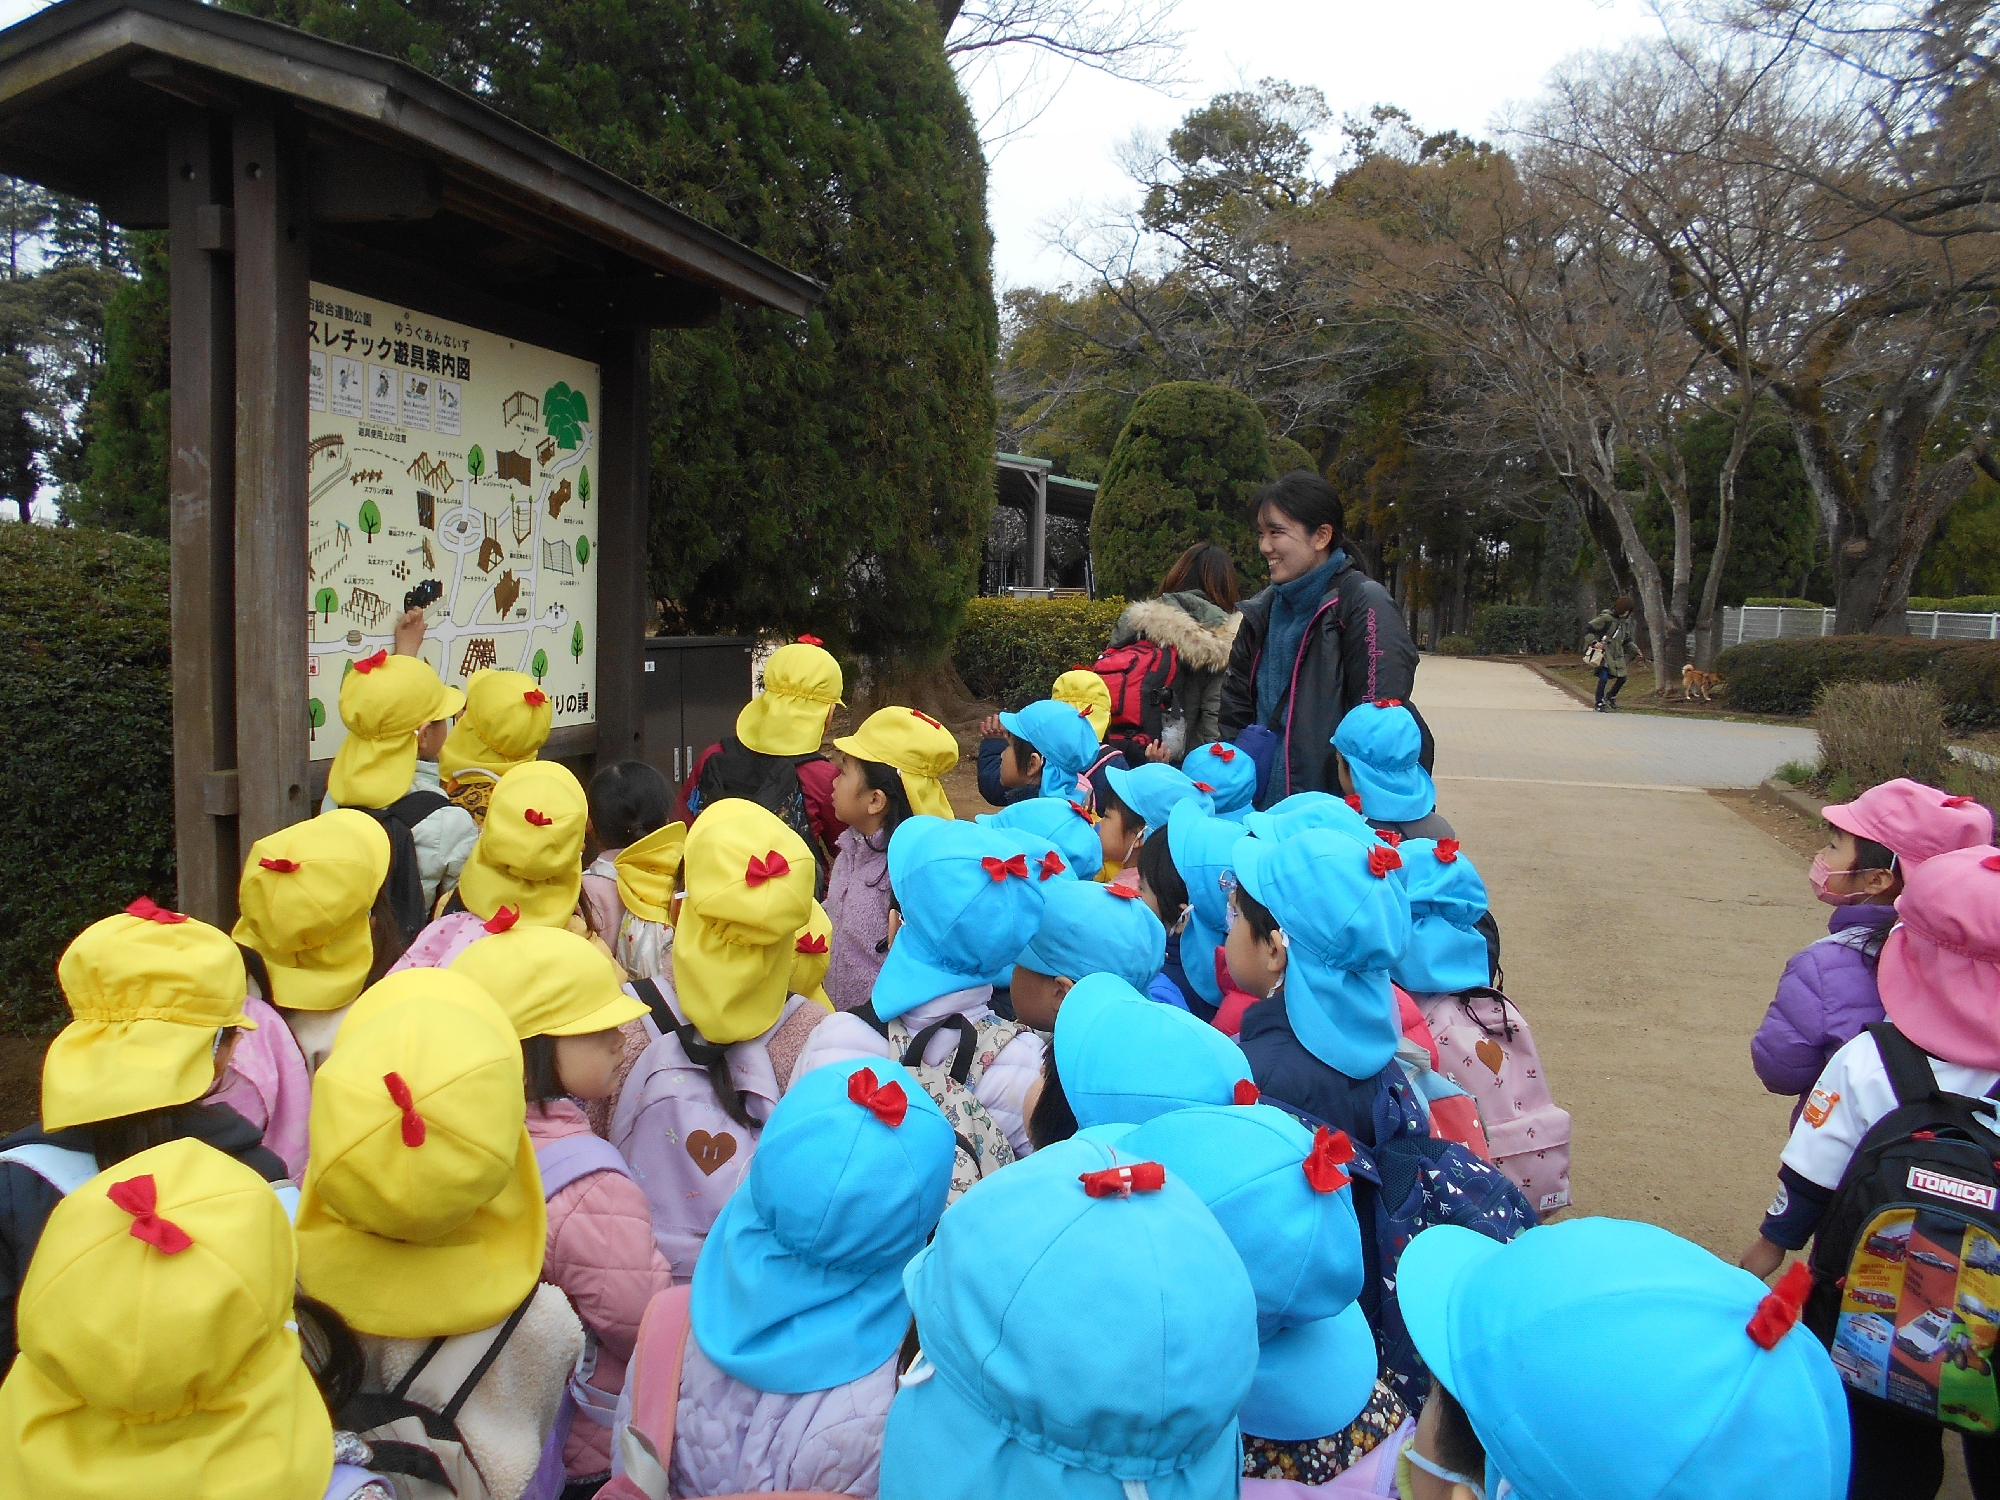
[1404,1446,1487,1499]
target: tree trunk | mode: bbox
[1590,482,1673,694]
[1693,401,1753,670]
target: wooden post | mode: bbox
[1028,470,1047,589]
[232,104,311,845]
[596,326,651,767]
[168,111,239,924]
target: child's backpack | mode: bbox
[860,1009,1019,1201]
[1418,987,1571,1219]
[1090,639,1183,759]
[1805,1022,2000,1434]
[359,788,451,942]
[599,1285,849,1500]
[690,740,830,897]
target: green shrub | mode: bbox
[1470,605,1577,656]
[1909,595,2000,613]
[1815,680,1948,789]
[1715,636,2000,727]
[952,596,1129,709]
[1091,383,1272,602]
[1436,635,1477,657]
[1774,759,1815,785]
[1743,597,1822,609]
[0,525,175,1031]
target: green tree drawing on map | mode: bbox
[466,444,485,480]
[531,648,548,684]
[544,383,589,450]
[308,697,325,741]
[570,621,584,663]
[314,587,339,623]
[357,499,382,544]
[578,467,590,506]
[575,535,590,568]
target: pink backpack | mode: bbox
[597,1286,844,1500]
[1417,987,1571,1218]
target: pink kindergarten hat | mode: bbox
[1822,779,1995,868]
[1880,845,2000,1070]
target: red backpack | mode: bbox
[1090,639,1181,751]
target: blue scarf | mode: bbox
[1255,552,1342,726]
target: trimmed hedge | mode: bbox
[1715,636,2000,727]
[1470,605,1577,657]
[952,596,1128,710]
[1910,595,2000,613]
[1743,597,1821,609]
[0,525,175,1031]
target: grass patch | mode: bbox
[1774,760,1815,786]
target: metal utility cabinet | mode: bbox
[643,636,754,788]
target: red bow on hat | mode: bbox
[107,1175,192,1255]
[847,1066,908,1127]
[1344,794,1363,812]
[353,649,389,674]
[1192,781,1214,793]
[797,931,830,955]
[484,905,521,935]
[1984,855,2000,873]
[1377,829,1403,847]
[1077,704,1094,719]
[1234,1079,1261,1105]
[1106,882,1140,900]
[523,689,548,707]
[796,634,825,647]
[1436,839,1461,863]
[982,854,1028,881]
[1945,795,1978,808]
[524,808,553,827]
[384,1072,426,1148]
[1368,844,1402,878]
[125,896,188,926]
[1303,1127,1356,1192]
[910,708,944,730]
[1746,1261,1813,1350]
[1078,1160,1167,1198]
[746,851,792,887]
[1211,746,1237,762]
[258,858,301,874]
[1374,698,1403,709]
[1068,800,1097,823]
[1038,850,1068,880]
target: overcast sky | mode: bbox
[970,0,1668,290]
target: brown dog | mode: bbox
[1682,664,1721,701]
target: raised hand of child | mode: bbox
[979,713,1003,741]
[393,607,427,657]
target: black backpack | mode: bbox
[692,737,829,895]
[1805,1022,2000,1433]
[358,789,449,944]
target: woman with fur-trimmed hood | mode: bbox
[1106,543,1242,751]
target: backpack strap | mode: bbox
[1868,1021,1942,1109]
[534,1133,637,1200]
[385,789,451,827]
[631,977,676,1034]
[1453,987,1518,1043]
[902,1013,980,1084]
[0,1144,100,1197]
[617,1284,694,1499]
[440,1291,539,1425]
[852,1002,892,1041]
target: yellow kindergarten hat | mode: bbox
[439,669,554,783]
[458,760,589,926]
[0,1137,332,1500]
[450,927,646,1039]
[672,800,816,1044]
[832,706,959,820]
[613,820,687,924]
[790,900,835,1011]
[295,969,543,1338]
[1052,669,1112,741]
[232,810,391,1013]
[44,900,254,1133]
[329,651,466,809]
[736,638,843,757]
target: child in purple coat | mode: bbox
[1751,779,1992,1112]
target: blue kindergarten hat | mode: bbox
[1333,700,1435,823]
[1233,828,1410,1079]
[1123,1105,1376,1441]
[880,1135,1259,1500]
[1017,880,1166,992]
[873,817,1050,1020]
[1105,762,1215,834]
[1167,801,1248,1008]
[1054,973,1255,1128]
[691,1056,955,1394]
[1182,742,1256,822]
[976,796,1100,881]
[997,699,1102,801]
[1244,790,1379,847]
[1392,837,1490,995]
[1400,1218,1850,1500]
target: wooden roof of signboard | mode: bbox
[0,0,822,341]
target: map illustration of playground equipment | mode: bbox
[305,284,599,760]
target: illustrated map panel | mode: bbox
[306,284,599,760]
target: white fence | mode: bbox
[1720,606,2000,649]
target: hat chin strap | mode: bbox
[1122,1484,1151,1500]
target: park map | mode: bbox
[305,284,600,761]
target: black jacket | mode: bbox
[1218,558,1421,803]
[0,1102,285,1375]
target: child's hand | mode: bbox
[1739,1236,1786,1281]
[979,714,1003,741]
[1144,741,1172,763]
[393,608,427,657]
